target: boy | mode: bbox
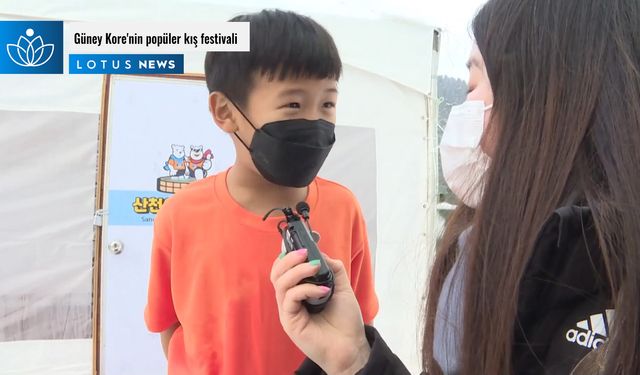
[145,9,378,375]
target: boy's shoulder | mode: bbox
[159,174,218,214]
[315,176,360,207]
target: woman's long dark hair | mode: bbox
[423,0,640,374]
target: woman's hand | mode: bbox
[271,249,371,375]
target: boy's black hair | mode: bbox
[204,9,342,108]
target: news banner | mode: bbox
[0,21,249,75]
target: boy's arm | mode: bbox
[351,244,378,325]
[160,322,181,358]
[350,205,379,325]
[145,201,180,356]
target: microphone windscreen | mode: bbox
[296,201,310,216]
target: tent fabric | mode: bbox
[0,339,91,375]
[0,110,98,373]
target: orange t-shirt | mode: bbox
[145,168,379,375]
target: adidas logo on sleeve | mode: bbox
[565,309,614,350]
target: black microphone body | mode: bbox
[264,203,334,313]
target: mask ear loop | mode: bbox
[224,95,258,151]
[233,131,251,151]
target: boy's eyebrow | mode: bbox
[278,87,338,97]
[278,88,306,97]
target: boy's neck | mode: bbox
[227,165,309,216]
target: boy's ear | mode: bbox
[209,92,239,133]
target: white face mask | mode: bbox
[439,100,493,208]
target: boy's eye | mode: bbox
[287,102,301,109]
[323,102,336,109]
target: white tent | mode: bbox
[0,1,441,374]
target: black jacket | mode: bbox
[295,206,611,375]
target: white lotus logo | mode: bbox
[6,28,55,67]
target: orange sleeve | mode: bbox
[144,202,179,332]
[350,203,379,325]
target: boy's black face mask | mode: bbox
[230,101,336,188]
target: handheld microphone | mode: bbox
[263,202,334,313]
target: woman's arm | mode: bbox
[271,249,412,375]
[271,248,370,374]
[295,326,411,375]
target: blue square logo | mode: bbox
[0,21,63,74]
